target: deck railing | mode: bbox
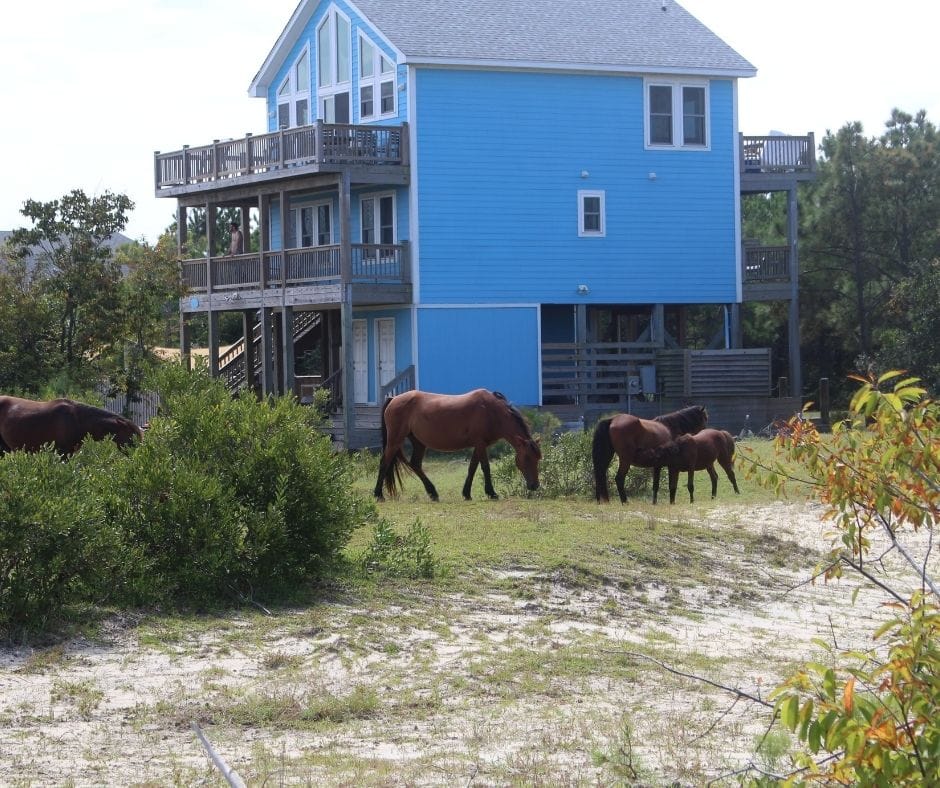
[155,122,407,190]
[181,242,410,293]
[740,133,816,175]
[743,245,790,282]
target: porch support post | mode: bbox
[242,310,256,394]
[651,304,665,347]
[340,171,355,447]
[272,309,284,395]
[787,185,802,399]
[179,313,191,371]
[207,310,220,378]
[575,304,588,406]
[259,307,274,395]
[730,303,743,348]
[177,204,191,370]
[281,306,295,397]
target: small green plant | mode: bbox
[359,518,439,579]
[591,715,648,782]
[494,427,649,499]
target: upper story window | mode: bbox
[293,201,332,248]
[645,80,709,149]
[316,7,351,123]
[361,193,396,245]
[578,190,605,237]
[358,34,396,120]
[277,47,310,129]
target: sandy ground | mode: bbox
[0,501,933,786]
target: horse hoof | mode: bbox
[463,494,472,501]
[487,493,499,500]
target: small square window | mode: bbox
[578,190,605,237]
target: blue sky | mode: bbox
[1,0,938,242]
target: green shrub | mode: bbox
[359,518,438,579]
[493,427,650,499]
[0,449,122,633]
[102,365,373,604]
[0,365,374,629]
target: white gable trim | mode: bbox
[250,0,405,98]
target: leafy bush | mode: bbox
[0,449,121,633]
[359,518,438,579]
[749,372,940,785]
[102,364,373,604]
[0,365,374,629]
[494,427,650,499]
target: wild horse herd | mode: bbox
[0,389,738,505]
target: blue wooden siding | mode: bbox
[353,308,413,401]
[265,1,406,130]
[416,307,539,404]
[414,69,738,306]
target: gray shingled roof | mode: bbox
[350,0,754,74]
[251,0,754,95]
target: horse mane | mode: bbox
[654,405,706,434]
[493,391,534,441]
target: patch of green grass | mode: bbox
[50,678,104,718]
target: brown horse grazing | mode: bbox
[374,389,541,501]
[0,396,143,456]
[592,405,708,503]
[638,428,740,504]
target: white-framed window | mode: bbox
[291,200,332,248]
[358,33,396,121]
[316,6,351,123]
[645,79,709,148]
[276,47,311,129]
[578,190,605,237]
[360,192,396,246]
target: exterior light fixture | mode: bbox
[577,284,589,295]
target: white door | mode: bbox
[376,318,396,395]
[352,319,368,403]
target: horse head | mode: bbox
[112,417,144,448]
[513,436,542,491]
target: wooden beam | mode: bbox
[242,310,256,395]
[281,306,295,397]
[339,171,355,446]
[259,307,274,395]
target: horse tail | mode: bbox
[592,418,615,502]
[724,430,736,464]
[379,397,407,498]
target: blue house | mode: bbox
[156,0,815,444]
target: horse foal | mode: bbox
[639,428,740,504]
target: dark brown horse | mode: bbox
[639,428,740,504]
[374,389,541,501]
[592,405,708,503]
[0,396,143,456]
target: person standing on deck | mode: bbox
[228,222,245,255]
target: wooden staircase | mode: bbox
[219,310,322,391]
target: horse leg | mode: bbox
[719,457,740,494]
[668,467,679,504]
[615,457,631,504]
[707,464,719,498]
[652,466,662,504]
[462,450,480,500]
[479,448,498,500]
[374,445,395,500]
[408,438,439,501]
[686,470,695,503]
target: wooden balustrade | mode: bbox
[156,123,407,190]
[743,245,790,282]
[180,243,409,293]
[740,133,816,175]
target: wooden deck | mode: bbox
[180,243,412,313]
[740,133,816,190]
[154,122,409,197]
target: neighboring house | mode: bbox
[155,0,815,445]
